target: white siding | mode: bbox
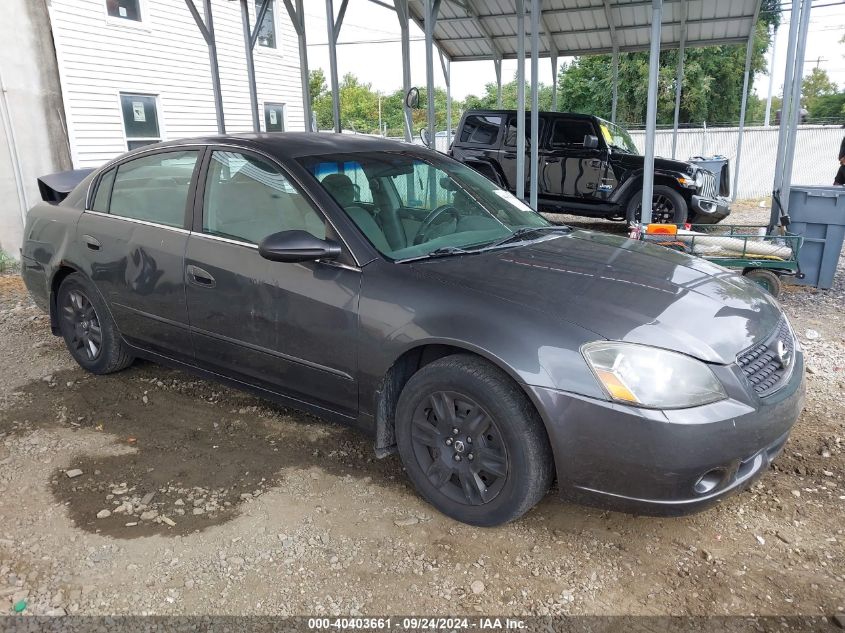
[48,0,305,169]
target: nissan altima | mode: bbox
[21,133,805,526]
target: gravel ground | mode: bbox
[0,204,843,619]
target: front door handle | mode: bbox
[82,235,101,251]
[543,157,561,164]
[186,265,216,288]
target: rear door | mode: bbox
[78,147,202,361]
[539,117,607,203]
[184,147,360,417]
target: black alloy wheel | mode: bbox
[61,288,102,362]
[409,390,508,506]
[57,273,134,374]
[395,354,554,526]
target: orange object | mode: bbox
[645,223,678,235]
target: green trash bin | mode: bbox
[788,186,845,289]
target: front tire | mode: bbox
[626,185,689,225]
[395,354,554,526]
[57,273,134,374]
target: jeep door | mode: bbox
[499,114,542,193]
[539,117,608,203]
[451,113,506,186]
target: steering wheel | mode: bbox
[414,204,460,245]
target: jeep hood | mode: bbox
[411,231,783,364]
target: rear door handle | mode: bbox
[82,235,101,251]
[544,157,561,164]
[186,265,216,288]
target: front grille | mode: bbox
[698,171,717,200]
[737,317,795,397]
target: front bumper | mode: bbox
[690,195,731,223]
[529,349,805,516]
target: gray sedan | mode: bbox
[21,133,805,526]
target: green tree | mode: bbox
[802,68,838,112]
[309,68,327,103]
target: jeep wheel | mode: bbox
[626,185,689,225]
[395,354,554,526]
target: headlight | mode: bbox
[582,342,726,409]
[694,170,704,188]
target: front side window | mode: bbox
[503,116,545,147]
[255,0,276,48]
[203,150,325,244]
[108,150,199,227]
[106,0,141,21]
[120,93,160,150]
[458,115,502,146]
[301,152,549,261]
[548,118,597,148]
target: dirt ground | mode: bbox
[1,203,843,619]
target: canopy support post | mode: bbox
[550,51,558,111]
[764,24,778,127]
[529,0,540,210]
[671,0,687,159]
[603,0,619,124]
[239,0,270,132]
[732,0,762,202]
[325,0,349,132]
[395,0,413,141]
[283,0,313,131]
[185,0,225,133]
[439,50,451,147]
[494,55,503,107]
[640,0,663,226]
[516,0,526,201]
[778,0,812,219]
[771,0,802,226]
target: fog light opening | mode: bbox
[694,469,725,495]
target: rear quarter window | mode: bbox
[458,115,502,147]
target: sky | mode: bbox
[302,0,845,103]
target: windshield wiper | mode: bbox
[477,225,571,250]
[396,246,475,263]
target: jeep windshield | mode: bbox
[599,119,639,154]
[299,151,553,262]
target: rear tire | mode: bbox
[743,269,782,298]
[395,354,554,526]
[626,185,689,225]
[57,273,134,374]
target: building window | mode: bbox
[120,93,160,150]
[106,0,141,21]
[255,0,276,48]
[264,103,285,132]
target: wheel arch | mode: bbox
[372,342,553,466]
[48,264,82,334]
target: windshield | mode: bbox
[299,151,551,261]
[597,119,639,154]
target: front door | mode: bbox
[499,114,541,195]
[184,148,360,417]
[539,117,607,203]
[78,148,201,361]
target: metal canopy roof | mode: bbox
[408,0,762,61]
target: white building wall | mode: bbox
[48,0,305,170]
[0,0,72,260]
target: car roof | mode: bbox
[152,132,416,159]
[463,109,597,122]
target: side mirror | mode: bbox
[258,230,341,263]
[420,127,432,148]
[584,135,599,149]
[405,87,420,109]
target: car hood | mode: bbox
[610,151,694,174]
[410,231,783,364]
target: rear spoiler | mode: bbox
[37,168,94,204]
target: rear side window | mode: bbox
[108,150,199,228]
[548,118,597,147]
[458,115,502,146]
[92,168,116,212]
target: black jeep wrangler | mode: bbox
[449,109,731,225]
